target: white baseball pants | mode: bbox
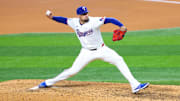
[45,45,140,90]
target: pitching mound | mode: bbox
[0,80,179,101]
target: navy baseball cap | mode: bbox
[76,6,89,15]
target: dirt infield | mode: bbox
[0,0,180,34]
[0,80,180,101]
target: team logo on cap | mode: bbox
[82,7,86,11]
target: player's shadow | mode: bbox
[55,83,91,88]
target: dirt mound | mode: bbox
[0,80,179,101]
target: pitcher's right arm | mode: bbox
[46,10,68,25]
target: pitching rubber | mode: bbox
[29,86,40,91]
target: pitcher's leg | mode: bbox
[113,56,140,89]
[101,46,140,89]
[45,49,94,86]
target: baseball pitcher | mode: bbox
[30,6,149,93]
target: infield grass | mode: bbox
[0,27,180,85]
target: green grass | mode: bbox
[0,27,180,85]
[0,67,180,85]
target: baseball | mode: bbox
[46,10,52,16]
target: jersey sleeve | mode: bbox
[94,17,106,28]
[67,18,76,29]
[52,16,68,25]
[104,17,123,27]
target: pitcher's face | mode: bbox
[79,13,89,22]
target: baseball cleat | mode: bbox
[29,81,50,91]
[132,82,149,94]
[38,81,49,88]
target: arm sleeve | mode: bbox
[52,16,68,25]
[104,17,123,27]
[95,17,106,28]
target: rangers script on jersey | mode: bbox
[67,16,105,49]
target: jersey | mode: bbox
[67,16,106,49]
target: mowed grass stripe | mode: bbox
[0,27,180,46]
[0,35,179,46]
[0,67,180,85]
[0,56,180,68]
[0,45,180,56]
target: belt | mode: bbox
[89,48,97,51]
[89,43,104,51]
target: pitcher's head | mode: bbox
[77,6,89,22]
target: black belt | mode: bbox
[88,43,104,51]
[89,48,97,51]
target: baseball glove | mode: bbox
[112,29,127,41]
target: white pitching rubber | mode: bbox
[29,86,40,91]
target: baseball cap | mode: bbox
[76,6,89,15]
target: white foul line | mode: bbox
[144,0,180,4]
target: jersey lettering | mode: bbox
[76,29,93,37]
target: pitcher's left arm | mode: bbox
[104,17,127,41]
